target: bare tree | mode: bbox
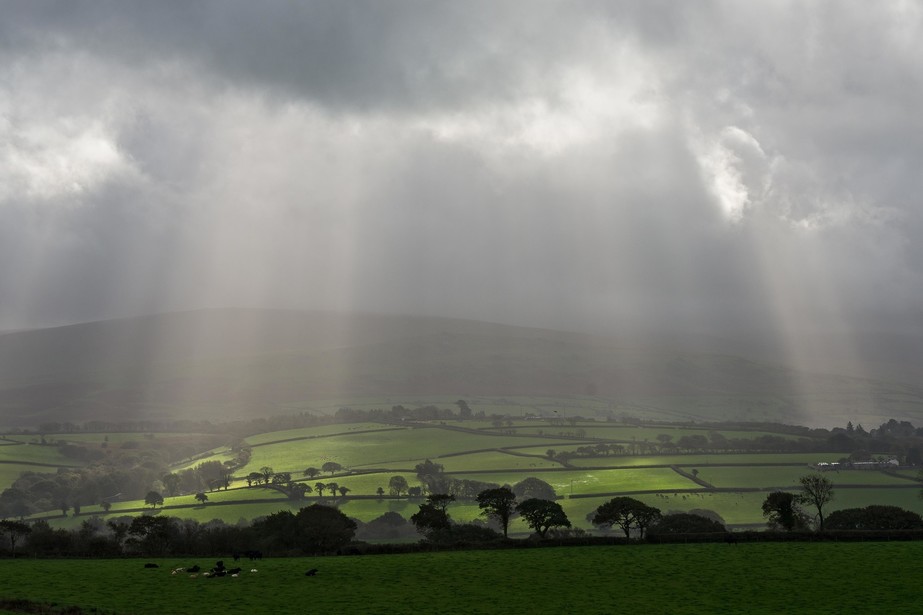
[797,474,834,531]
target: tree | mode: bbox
[326,482,339,497]
[194,492,208,505]
[388,475,409,497]
[414,459,448,494]
[144,491,164,509]
[127,515,174,556]
[247,471,263,487]
[303,467,321,479]
[288,483,310,500]
[101,501,112,513]
[592,496,662,539]
[648,513,726,536]
[0,520,31,556]
[797,474,834,531]
[161,473,180,497]
[314,482,327,497]
[59,500,69,517]
[290,504,357,555]
[322,461,343,475]
[376,486,385,499]
[410,502,452,538]
[455,399,472,419]
[260,466,274,485]
[515,498,571,538]
[337,486,350,498]
[826,505,923,530]
[512,477,557,501]
[272,472,292,486]
[761,491,808,531]
[476,487,517,538]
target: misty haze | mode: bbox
[1,2,922,614]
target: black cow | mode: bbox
[305,568,318,577]
[144,563,159,568]
[188,565,201,573]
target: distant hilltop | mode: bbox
[0,308,921,429]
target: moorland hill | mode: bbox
[0,309,920,428]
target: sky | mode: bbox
[1,1,921,373]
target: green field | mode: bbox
[565,451,846,467]
[0,443,80,466]
[240,427,556,473]
[1,543,922,614]
[6,420,923,531]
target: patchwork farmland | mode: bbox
[4,418,921,533]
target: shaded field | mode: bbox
[1,543,923,614]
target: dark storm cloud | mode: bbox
[0,1,920,380]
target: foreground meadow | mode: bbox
[2,542,922,615]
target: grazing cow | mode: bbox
[232,552,241,562]
[228,567,242,575]
[144,563,159,569]
[245,550,263,561]
[188,565,201,573]
[305,568,318,577]
[724,533,739,545]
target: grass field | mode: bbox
[1,543,922,614]
[564,451,847,467]
[7,420,923,531]
[0,443,80,466]
[240,427,556,473]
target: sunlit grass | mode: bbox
[451,467,696,496]
[409,450,559,472]
[0,442,79,465]
[564,452,846,467]
[244,422,402,445]
[240,427,555,474]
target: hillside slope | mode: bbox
[0,309,920,428]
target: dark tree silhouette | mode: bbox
[144,491,164,509]
[476,487,517,538]
[648,512,727,535]
[515,498,570,538]
[512,477,557,501]
[762,491,808,531]
[592,496,661,539]
[797,474,834,531]
[388,475,409,497]
[0,520,31,556]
